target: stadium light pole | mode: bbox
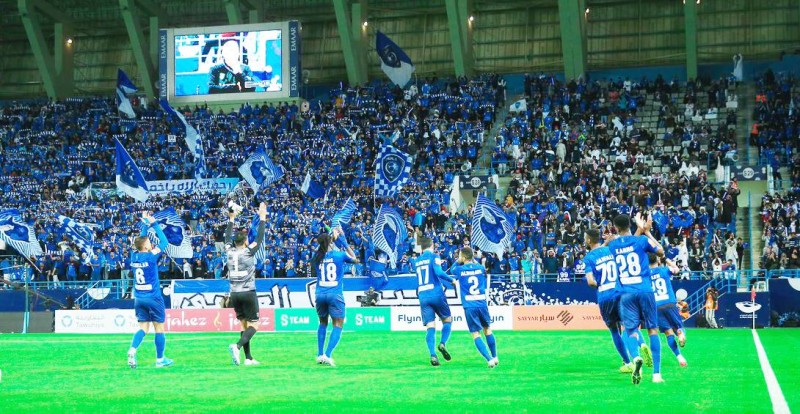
[557,0,587,81]
[18,0,75,99]
[333,0,369,86]
[119,0,166,99]
[445,0,474,77]
[684,0,699,81]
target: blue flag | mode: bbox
[374,144,412,197]
[248,215,267,262]
[238,148,283,192]
[471,194,514,259]
[142,208,193,259]
[376,31,414,87]
[372,205,407,269]
[0,209,44,260]
[116,69,137,119]
[652,210,669,235]
[331,198,356,229]
[57,215,96,257]
[671,210,694,229]
[300,171,325,199]
[115,138,149,202]
[160,98,206,178]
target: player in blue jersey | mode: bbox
[608,213,665,384]
[649,253,688,367]
[449,247,499,368]
[311,228,359,367]
[413,236,456,366]
[127,212,172,369]
[583,228,634,374]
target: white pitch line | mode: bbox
[752,330,791,414]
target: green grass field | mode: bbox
[0,329,798,413]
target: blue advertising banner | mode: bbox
[159,29,168,99]
[145,177,239,195]
[714,292,770,328]
[287,20,301,97]
[768,278,800,327]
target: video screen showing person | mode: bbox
[174,30,282,96]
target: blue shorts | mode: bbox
[134,296,166,323]
[419,295,451,325]
[619,292,658,331]
[658,306,684,333]
[465,306,491,333]
[316,293,345,319]
[598,297,622,328]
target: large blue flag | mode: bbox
[372,205,406,269]
[300,171,325,199]
[115,138,149,202]
[471,194,514,259]
[376,31,414,87]
[0,209,44,260]
[142,208,192,259]
[57,215,96,257]
[331,198,356,229]
[238,148,283,192]
[160,98,207,178]
[374,144,412,197]
[652,210,669,235]
[248,215,267,262]
[116,69,137,119]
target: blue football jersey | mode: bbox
[449,262,488,308]
[412,250,452,300]
[316,251,355,294]
[131,251,161,299]
[582,246,620,302]
[608,235,658,293]
[651,266,677,307]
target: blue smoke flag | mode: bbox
[248,214,267,262]
[331,198,356,229]
[143,208,192,259]
[374,144,412,197]
[471,194,514,259]
[372,205,407,269]
[238,148,283,192]
[652,210,669,235]
[116,69,137,119]
[300,171,325,199]
[115,138,149,202]
[376,31,414,87]
[0,209,44,260]
[57,215,96,257]
[160,98,207,178]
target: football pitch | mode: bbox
[0,330,797,413]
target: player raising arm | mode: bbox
[449,247,498,368]
[412,236,456,366]
[649,253,688,367]
[312,228,359,367]
[127,212,172,369]
[225,202,266,366]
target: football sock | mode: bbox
[130,329,146,350]
[666,335,681,356]
[636,330,646,346]
[474,338,491,361]
[649,334,662,374]
[325,326,342,358]
[485,334,497,358]
[154,333,166,359]
[610,327,630,364]
[237,327,257,348]
[317,324,328,356]
[625,330,641,359]
[426,328,437,357]
[239,332,253,360]
[440,322,452,345]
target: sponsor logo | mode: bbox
[513,306,606,330]
[355,314,385,326]
[281,315,310,326]
[114,314,126,327]
[557,310,573,326]
[61,315,73,327]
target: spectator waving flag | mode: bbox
[471,194,513,259]
[652,210,669,235]
[160,98,207,178]
[0,209,44,260]
[300,171,325,199]
[376,31,414,87]
[116,69,137,119]
[372,205,407,269]
[238,148,284,192]
[143,208,192,259]
[374,144,412,197]
[331,198,356,229]
[115,138,149,202]
[57,215,96,257]
[509,99,527,113]
[248,215,267,262]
